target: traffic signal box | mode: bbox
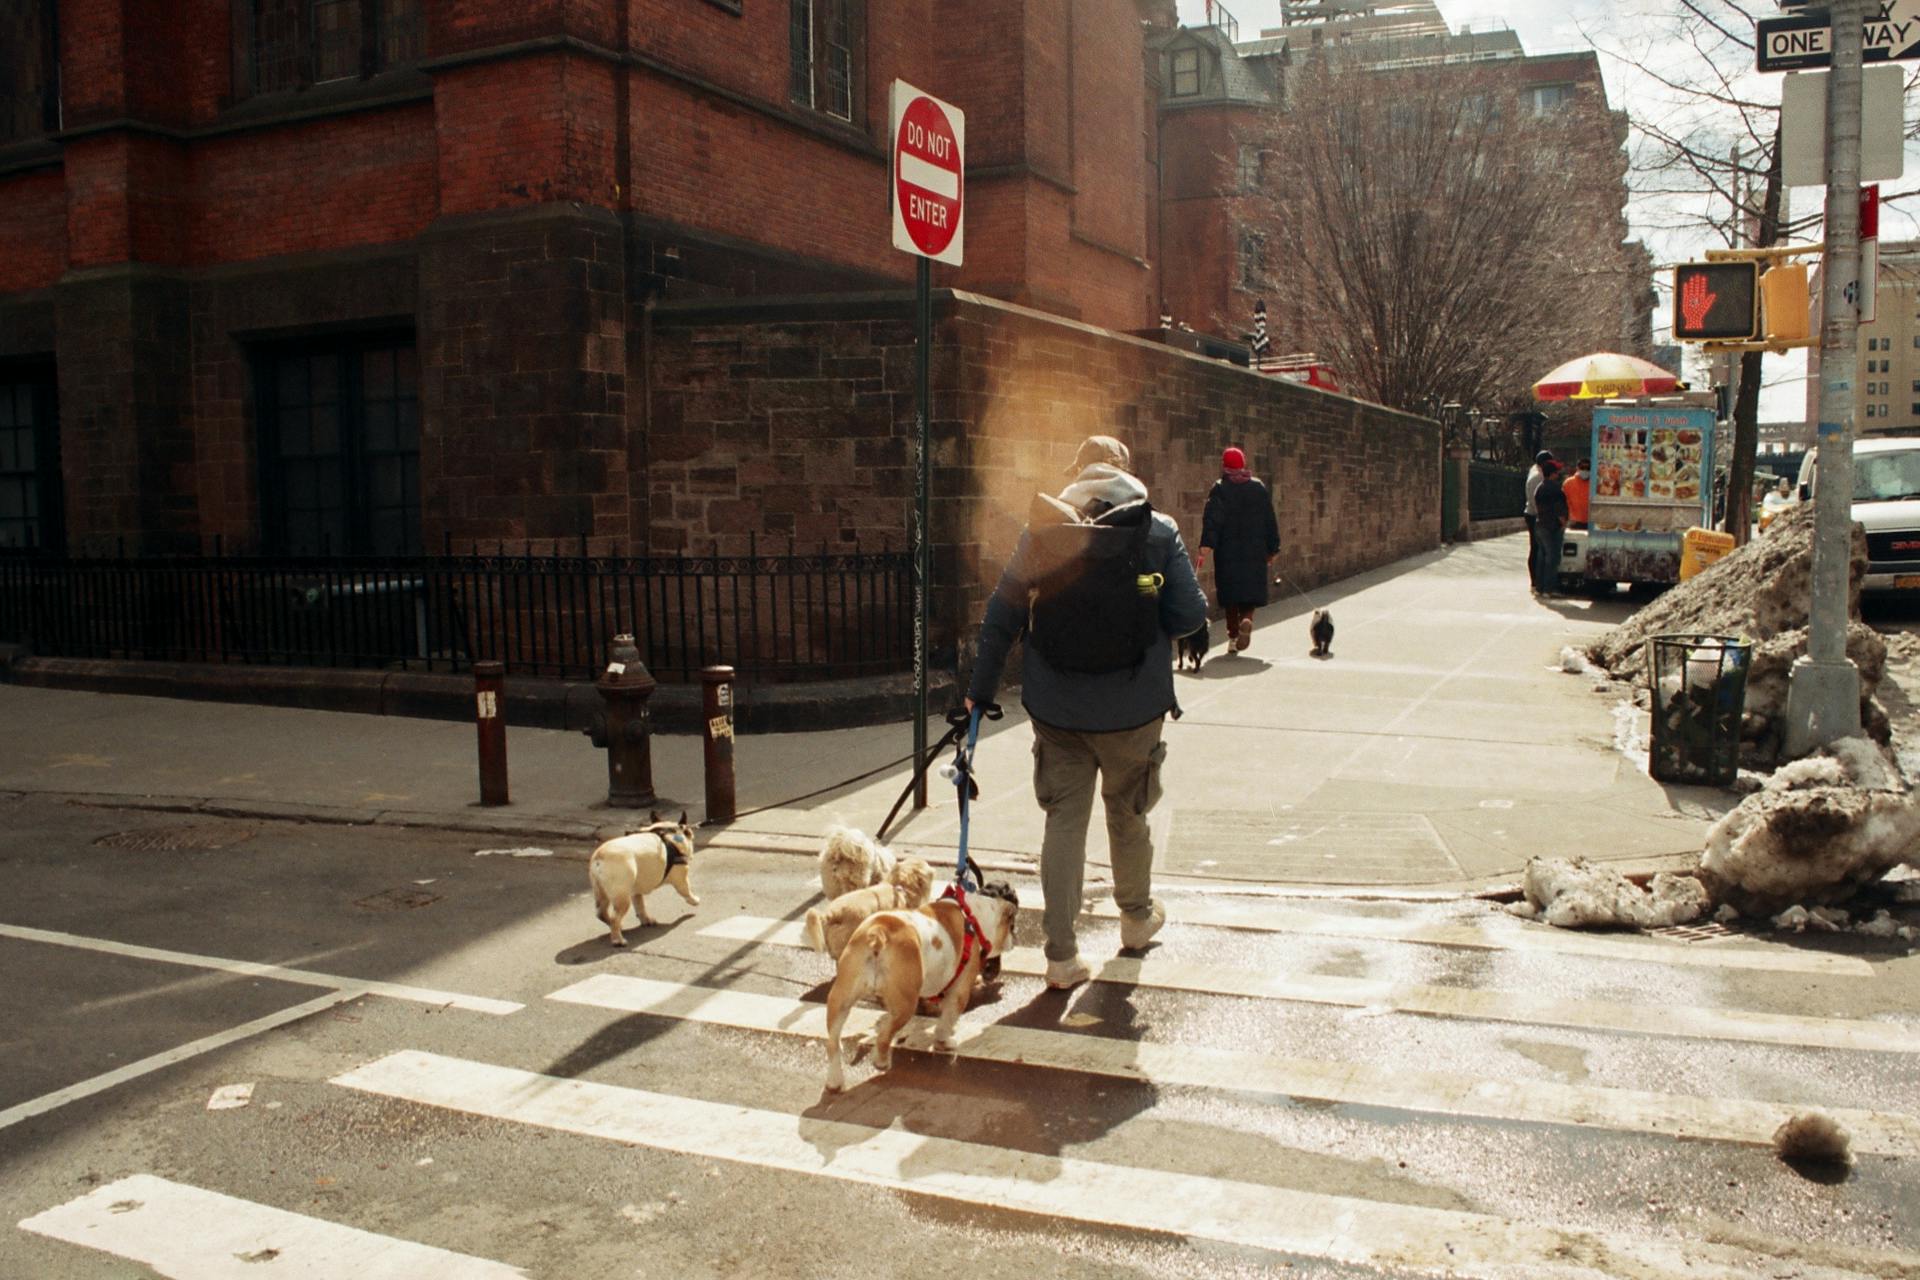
[1673,261,1758,341]
[1759,262,1810,343]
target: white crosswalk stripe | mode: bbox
[18,1174,528,1279]
[332,1049,1915,1280]
[699,915,1920,1054]
[547,972,1920,1155]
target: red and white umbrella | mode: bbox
[1532,352,1680,402]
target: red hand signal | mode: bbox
[1681,272,1717,331]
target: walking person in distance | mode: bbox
[1196,446,1280,655]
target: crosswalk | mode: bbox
[14,884,1920,1278]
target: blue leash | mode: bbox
[939,703,998,890]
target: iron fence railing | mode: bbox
[1468,461,1528,521]
[0,537,913,684]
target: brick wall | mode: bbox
[649,291,1440,655]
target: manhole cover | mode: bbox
[1165,809,1462,883]
[94,825,258,852]
[354,887,442,911]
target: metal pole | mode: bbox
[1784,0,1865,757]
[473,660,509,806]
[912,256,931,809]
[700,664,737,824]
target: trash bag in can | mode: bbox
[1647,633,1752,787]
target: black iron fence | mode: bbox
[1468,462,1528,521]
[0,538,913,684]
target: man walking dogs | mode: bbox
[965,435,1208,989]
[1196,446,1280,653]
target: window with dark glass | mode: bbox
[235,0,423,99]
[789,0,858,122]
[1239,227,1266,290]
[1170,48,1201,97]
[1,0,59,144]
[0,370,62,552]
[256,337,420,556]
[1237,144,1261,192]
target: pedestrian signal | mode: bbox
[1672,262,1758,342]
[1760,263,1810,343]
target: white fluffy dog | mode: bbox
[803,857,936,958]
[817,824,900,900]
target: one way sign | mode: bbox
[1758,1,1920,71]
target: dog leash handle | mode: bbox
[954,705,983,889]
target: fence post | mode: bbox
[473,660,509,805]
[700,664,737,824]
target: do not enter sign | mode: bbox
[891,81,964,266]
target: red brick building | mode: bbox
[0,0,1174,558]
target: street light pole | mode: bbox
[1783,0,1865,757]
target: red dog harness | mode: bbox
[931,882,992,1001]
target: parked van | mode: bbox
[1796,436,1920,594]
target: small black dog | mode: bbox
[1176,623,1211,671]
[1309,609,1334,658]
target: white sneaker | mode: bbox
[1120,899,1166,951]
[1045,955,1092,989]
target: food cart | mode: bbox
[1562,398,1715,591]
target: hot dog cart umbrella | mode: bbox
[1532,351,1682,401]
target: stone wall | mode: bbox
[649,290,1441,658]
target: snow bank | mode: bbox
[1521,857,1709,929]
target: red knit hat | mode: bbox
[1223,447,1246,470]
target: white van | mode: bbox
[1796,435,1920,594]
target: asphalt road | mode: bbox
[3,796,1918,1279]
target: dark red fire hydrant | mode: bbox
[585,633,657,807]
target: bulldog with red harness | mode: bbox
[822,878,1018,1091]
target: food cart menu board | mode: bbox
[1590,405,1713,518]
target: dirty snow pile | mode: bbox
[1583,505,1889,769]
[1699,736,1920,916]
[1513,857,1709,929]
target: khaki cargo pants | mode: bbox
[1031,716,1167,962]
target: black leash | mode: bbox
[874,703,1001,845]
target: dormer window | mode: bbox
[1171,48,1201,97]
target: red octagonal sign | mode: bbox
[891,81,964,266]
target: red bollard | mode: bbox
[474,660,509,806]
[701,665,737,824]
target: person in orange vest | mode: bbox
[1564,457,1591,530]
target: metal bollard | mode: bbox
[473,660,509,806]
[700,665,737,824]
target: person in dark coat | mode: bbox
[1197,446,1280,653]
[1532,460,1570,596]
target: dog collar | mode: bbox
[662,833,690,869]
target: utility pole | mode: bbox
[1783,0,1865,757]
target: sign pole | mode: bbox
[912,254,931,809]
[1785,0,1866,757]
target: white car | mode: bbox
[1797,436,1920,594]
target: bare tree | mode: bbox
[1239,57,1643,454]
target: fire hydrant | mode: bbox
[585,633,657,807]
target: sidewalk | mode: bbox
[0,535,1735,891]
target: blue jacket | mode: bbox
[967,467,1208,732]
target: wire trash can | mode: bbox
[1647,633,1752,787]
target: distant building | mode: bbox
[1807,240,1920,434]
[1153,0,1650,371]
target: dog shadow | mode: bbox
[1309,650,1334,661]
[552,912,694,965]
[1188,655,1272,678]
[799,984,1159,1181]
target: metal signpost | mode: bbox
[1778,0,1871,755]
[889,81,965,810]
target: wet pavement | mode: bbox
[3,798,1916,1278]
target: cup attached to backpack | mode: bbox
[1135,572,1164,598]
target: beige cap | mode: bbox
[1067,435,1131,475]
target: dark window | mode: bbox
[1237,144,1261,192]
[0,369,62,552]
[1239,227,1266,290]
[256,336,420,556]
[0,0,59,144]
[234,0,422,99]
[789,0,859,122]
[1170,48,1201,97]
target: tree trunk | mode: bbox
[1722,130,1784,547]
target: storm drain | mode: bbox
[1647,920,1760,944]
[1165,809,1462,883]
[354,887,442,911]
[94,825,258,852]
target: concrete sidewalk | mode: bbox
[0,535,1736,891]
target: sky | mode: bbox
[1170,0,1920,422]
